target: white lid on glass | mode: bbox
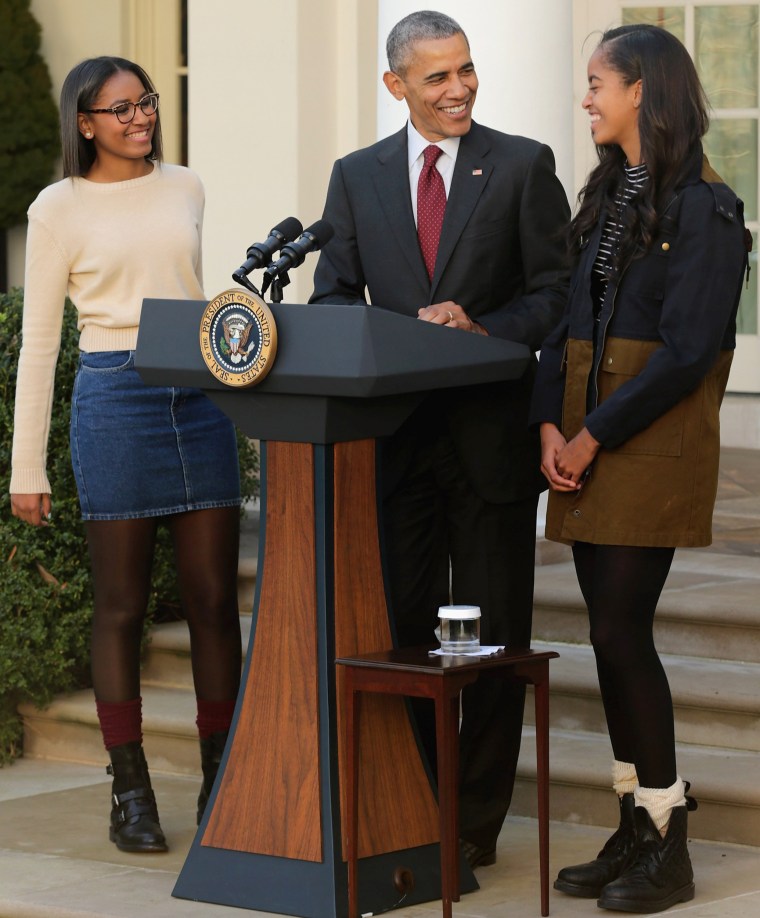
[437,605,481,620]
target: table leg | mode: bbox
[534,661,550,917]
[435,687,462,918]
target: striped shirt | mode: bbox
[591,163,650,319]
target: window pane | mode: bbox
[622,7,685,42]
[704,119,758,222]
[696,6,759,108]
[738,232,758,335]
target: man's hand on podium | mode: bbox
[418,301,488,335]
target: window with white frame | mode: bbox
[619,2,759,392]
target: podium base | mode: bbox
[172,842,477,916]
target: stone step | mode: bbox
[236,554,257,616]
[512,726,760,848]
[19,508,261,776]
[20,497,759,850]
[237,504,259,614]
[525,641,760,753]
[20,684,201,777]
[141,616,251,689]
[533,550,760,663]
[22,681,760,847]
[141,619,760,756]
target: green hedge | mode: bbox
[0,287,258,764]
[0,0,60,231]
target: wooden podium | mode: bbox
[135,300,530,917]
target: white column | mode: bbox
[189,0,301,300]
[376,0,575,202]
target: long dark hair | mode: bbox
[570,25,708,264]
[60,56,163,177]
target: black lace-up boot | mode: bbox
[597,804,695,913]
[554,792,637,897]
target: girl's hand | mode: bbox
[555,427,601,487]
[10,493,52,527]
[540,423,579,492]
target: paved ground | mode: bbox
[709,447,760,557]
[0,447,756,918]
[0,758,758,918]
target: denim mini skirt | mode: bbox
[70,351,241,520]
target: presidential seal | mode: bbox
[199,289,277,387]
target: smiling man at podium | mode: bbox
[310,10,570,869]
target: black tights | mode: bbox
[572,542,677,789]
[87,507,242,705]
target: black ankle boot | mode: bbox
[107,741,167,852]
[597,805,695,913]
[197,729,229,825]
[554,793,636,898]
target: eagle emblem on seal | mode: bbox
[221,313,254,364]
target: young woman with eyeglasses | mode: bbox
[10,57,242,853]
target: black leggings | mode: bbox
[87,506,242,706]
[572,542,677,789]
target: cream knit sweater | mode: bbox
[10,163,205,495]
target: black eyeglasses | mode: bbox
[84,93,159,124]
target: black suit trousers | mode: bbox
[379,427,537,849]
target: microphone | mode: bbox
[264,220,334,279]
[232,216,303,281]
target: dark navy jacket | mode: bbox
[531,146,748,450]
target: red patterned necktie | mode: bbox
[417,144,446,280]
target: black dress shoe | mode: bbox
[461,838,497,869]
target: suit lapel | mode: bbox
[373,128,429,289]
[431,123,492,298]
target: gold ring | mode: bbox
[447,310,453,322]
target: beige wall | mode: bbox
[189,0,377,303]
[31,0,126,84]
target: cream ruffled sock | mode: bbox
[635,776,687,837]
[612,759,638,797]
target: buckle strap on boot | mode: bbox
[106,743,167,852]
[111,787,157,826]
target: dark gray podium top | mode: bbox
[136,299,531,443]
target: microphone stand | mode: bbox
[231,271,261,296]
[260,268,290,303]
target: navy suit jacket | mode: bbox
[310,121,570,503]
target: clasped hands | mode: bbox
[418,301,488,335]
[540,423,600,492]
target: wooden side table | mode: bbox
[336,646,559,918]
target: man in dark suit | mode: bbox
[310,10,570,867]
